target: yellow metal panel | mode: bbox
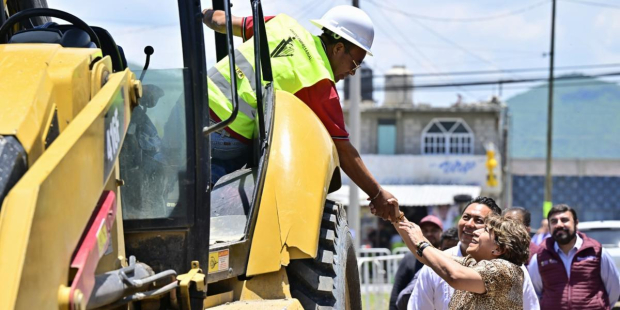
[0,71,134,310]
[236,268,292,301]
[0,45,101,166]
[246,181,282,274]
[246,91,340,276]
[0,45,58,162]
[47,48,103,132]
[208,299,303,310]
[288,247,312,260]
[205,291,234,308]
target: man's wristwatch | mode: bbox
[416,241,431,257]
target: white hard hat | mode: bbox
[311,5,374,56]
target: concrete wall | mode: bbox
[510,159,620,229]
[511,158,620,176]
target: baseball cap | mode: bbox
[420,215,443,230]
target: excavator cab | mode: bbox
[0,0,360,309]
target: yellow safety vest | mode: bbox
[208,14,335,139]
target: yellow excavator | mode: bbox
[0,0,361,309]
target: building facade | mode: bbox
[341,101,507,200]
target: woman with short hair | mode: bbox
[394,210,530,309]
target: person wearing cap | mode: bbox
[390,215,443,310]
[202,6,400,221]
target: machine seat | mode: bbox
[8,28,62,44]
[209,168,256,244]
[7,23,126,72]
[9,27,95,48]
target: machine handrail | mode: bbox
[251,0,272,143]
[202,0,240,136]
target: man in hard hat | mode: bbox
[203,6,400,222]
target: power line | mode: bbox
[364,0,548,22]
[339,76,620,92]
[288,0,319,19]
[406,17,525,79]
[366,62,620,78]
[366,0,482,100]
[402,44,543,55]
[380,71,620,89]
[399,55,547,70]
[368,3,443,73]
[349,77,620,93]
[560,0,620,10]
[401,77,620,90]
[292,0,335,22]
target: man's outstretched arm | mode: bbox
[333,139,399,222]
[202,8,244,37]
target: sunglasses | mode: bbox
[346,51,362,74]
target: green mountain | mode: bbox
[506,74,620,159]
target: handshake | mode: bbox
[368,188,404,223]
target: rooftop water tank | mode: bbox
[384,65,413,107]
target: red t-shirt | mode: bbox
[242,16,349,140]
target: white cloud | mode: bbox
[594,10,620,47]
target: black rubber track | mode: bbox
[287,200,362,309]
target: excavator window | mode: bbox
[120,69,192,221]
[42,1,197,224]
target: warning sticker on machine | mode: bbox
[96,219,108,257]
[208,249,229,274]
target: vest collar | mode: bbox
[315,36,335,82]
[319,37,327,53]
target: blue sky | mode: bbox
[51,0,620,106]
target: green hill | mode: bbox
[506,74,620,159]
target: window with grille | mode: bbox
[422,119,474,155]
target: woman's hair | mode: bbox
[486,214,530,265]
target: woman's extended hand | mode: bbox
[394,218,428,251]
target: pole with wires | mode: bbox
[544,0,557,218]
[348,0,361,251]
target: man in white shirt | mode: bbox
[408,197,540,310]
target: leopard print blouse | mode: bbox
[448,256,524,310]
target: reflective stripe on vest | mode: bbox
[208,50,256,120]
[208,14,335,139]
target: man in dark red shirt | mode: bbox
[203,6,400,222]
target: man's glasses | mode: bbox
[346,51,362,74]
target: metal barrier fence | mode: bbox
[359,247,392,258]
[391,247,410,256]
[357,251,405,310]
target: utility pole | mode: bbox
[348,0,361,251]
[544,0,557,218]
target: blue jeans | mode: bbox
[210,131,249,184]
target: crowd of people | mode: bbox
[384,198,620,310]
[200,3,620,308]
